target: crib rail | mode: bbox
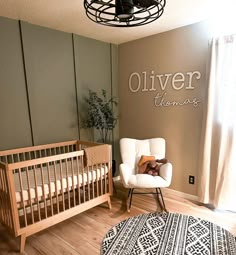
[0,162,19,235]
[0,140,79,164]
[0,140,101,165]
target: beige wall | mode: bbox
[119,21,212,195]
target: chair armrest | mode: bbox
[119,163,133,188]
[159,162,172,186]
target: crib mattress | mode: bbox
[13,163,108,203]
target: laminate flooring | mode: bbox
[0,181,235,255]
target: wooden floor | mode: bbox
[0,181,236,255]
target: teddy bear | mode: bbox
[138,158,168,176]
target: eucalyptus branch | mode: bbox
[82,89,118,144]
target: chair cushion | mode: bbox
[128,174,168,188]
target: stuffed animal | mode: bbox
[138,158,168,176]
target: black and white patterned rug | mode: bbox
[101,212,236,255]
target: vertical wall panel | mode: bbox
[21,22,79,145]
[110,44,120,171]
[73,35,111,142]
[0,17,32,150]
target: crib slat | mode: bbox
[87,166,90,201]
[104,163,107,194]
[46,162,53,216]
[39,150,42,159]
[76,156,81,205]
[96,166,99,197]
[53,161,59,214]
[18,169,28,227]
[33,151,37,160]
[92,165,95,199]
[65,159,70,209]
[100,164,103,195]
[22,152,26,162]
[82,156,85,203]
[25,166,34,224]
[33,165,41,221]
[40,164,47,219]
[71,158,76,207]
[59,160,65,211]
[108,160,112,195]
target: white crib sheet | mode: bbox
[14,162,108,203]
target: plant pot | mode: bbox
[112,159,116,177]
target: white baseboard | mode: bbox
[162,187,199,202]
[113,175,199,202]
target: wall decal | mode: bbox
[154,92,201,108]
[128,70,201,108]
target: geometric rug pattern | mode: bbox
[101,212,236,255]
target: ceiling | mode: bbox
[0,0,211,45]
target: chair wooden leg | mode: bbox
[20,234,26,254]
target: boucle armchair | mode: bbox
[119,138,172,212]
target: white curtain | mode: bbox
[198,34,236,211]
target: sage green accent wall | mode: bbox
[0,17,118,160]
[119,21,211,195]
[73,36,119,167]
[73,35,112,142]
[0,17,32,150]
[21,22,79,145]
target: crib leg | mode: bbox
[20,234,26,254]
[107,197,112,210]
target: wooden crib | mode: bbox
[0,140,113,253]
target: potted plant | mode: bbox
[82,89,118,144]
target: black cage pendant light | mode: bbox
[84,0,166,27]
